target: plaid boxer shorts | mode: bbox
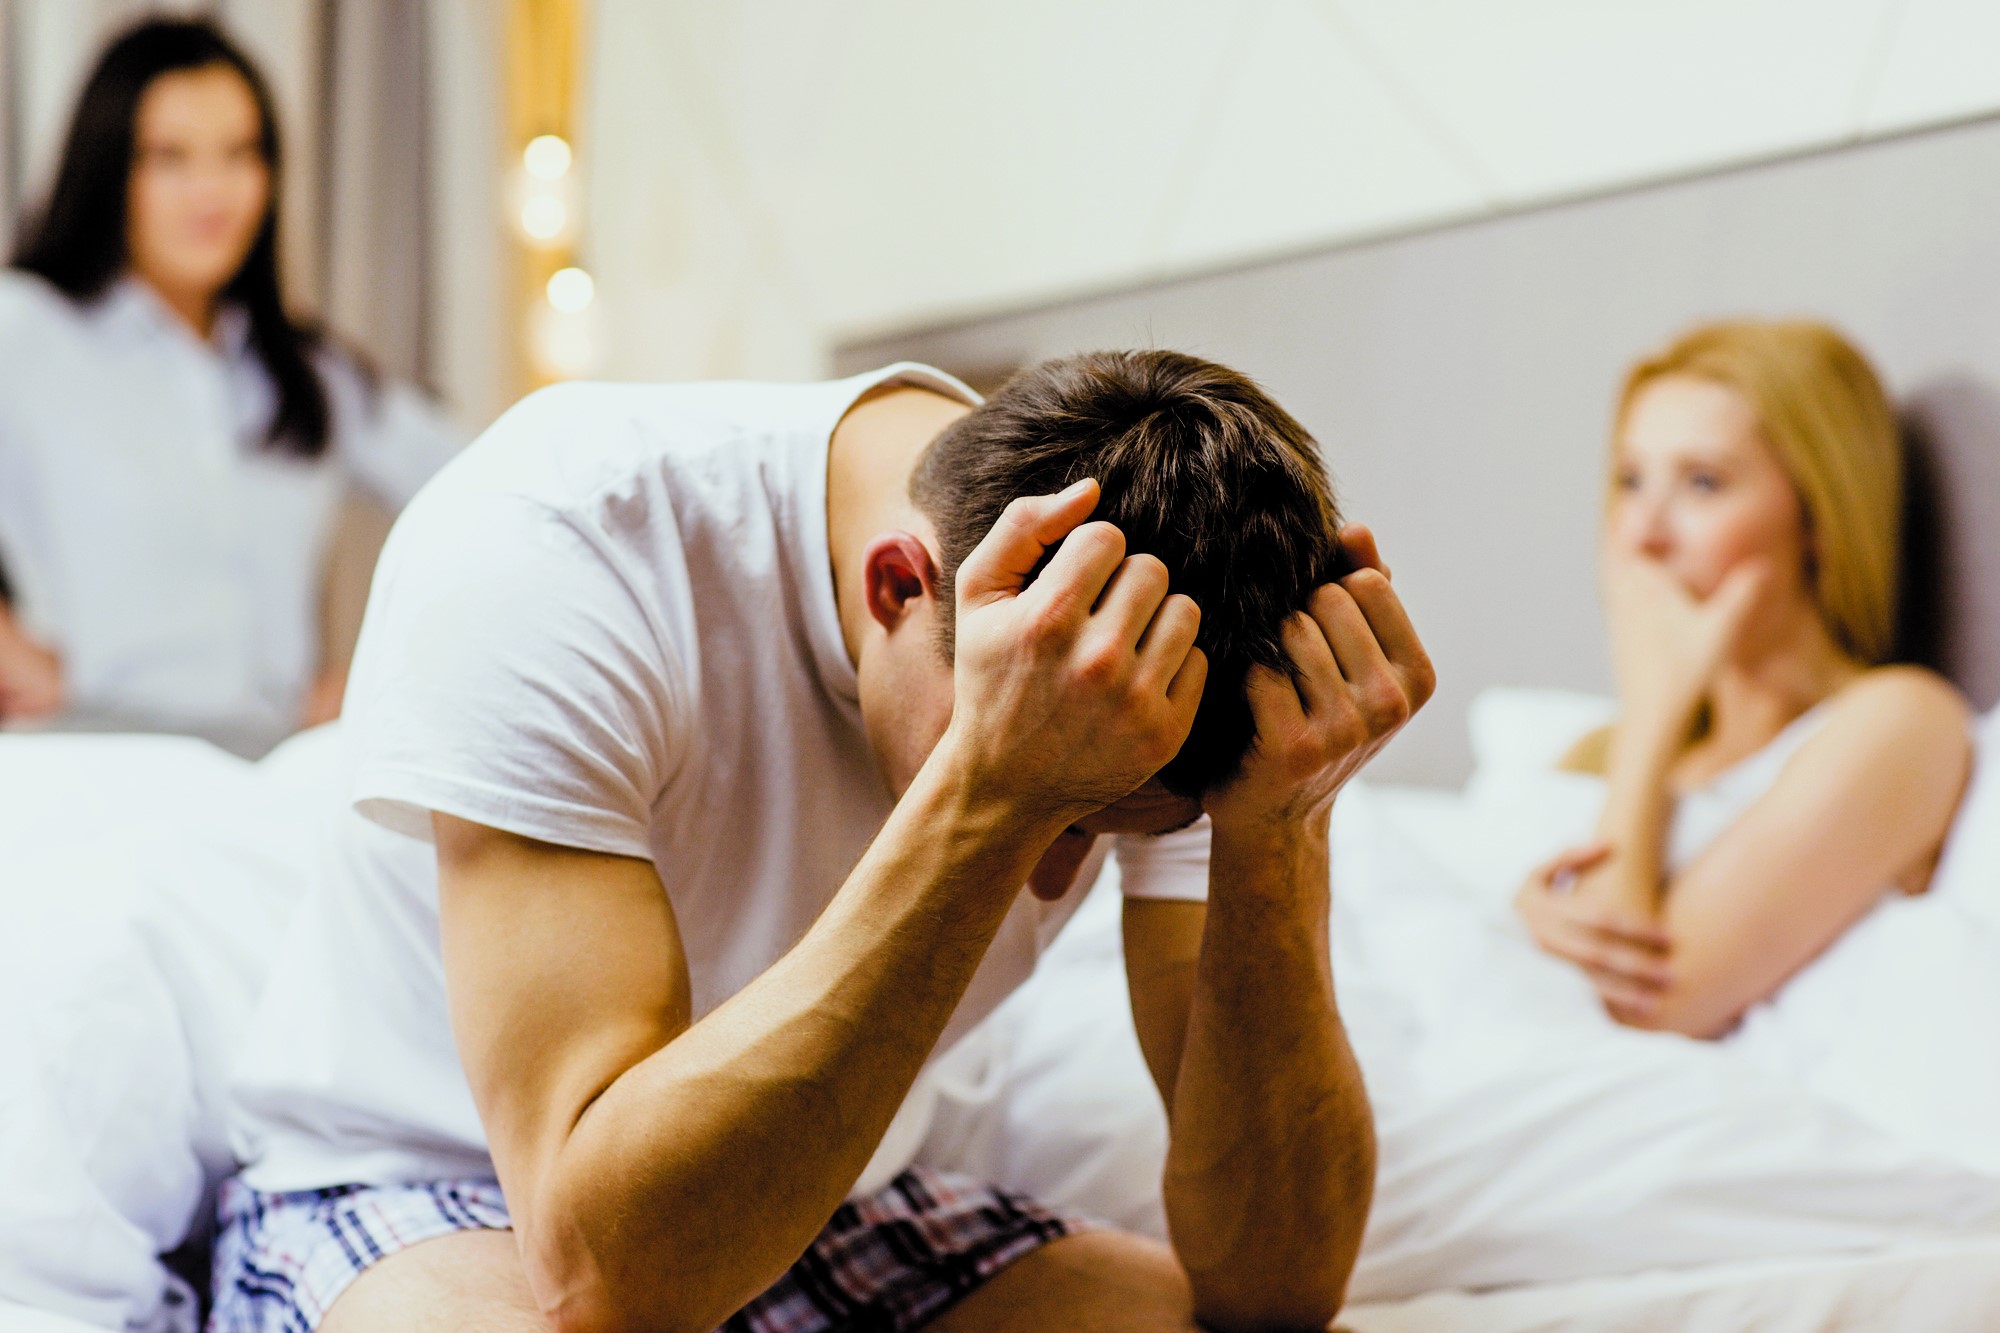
[207,1166,1088,1333]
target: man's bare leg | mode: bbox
[928,1230,1203,1333]
[318,1230,547,1333]
[315,1225,1208,1333]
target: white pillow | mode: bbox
[0,1302,134,1333]
[1929,707,2000,922]
[936,772,2000,1303]
[0,730,332,1330]
[1465,686,1617,782]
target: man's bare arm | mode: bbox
[437,479,1208,1333]
[439,768,1058,1333]
[1129,533,1432,1331]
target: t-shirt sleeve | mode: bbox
[1111,817,1212,902]
[343,490,682,860]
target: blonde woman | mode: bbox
[1514,320,1972,1038]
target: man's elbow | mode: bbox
[522,1209,712,1333]
[536,1276,713,1333]
[1189,1273,1348,1333]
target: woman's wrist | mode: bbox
[1618,688,1699,758]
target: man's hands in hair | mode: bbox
[1201,525,1435,841]
[935,477,1209,834]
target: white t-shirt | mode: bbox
[229,363,1210,1197]
[0,272,463,754]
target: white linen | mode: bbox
[0,1304,141,1333]
[1341,1233,2000,1332]
[0,271,463,753]
[0,732,320,1333]
[929,692,2000,1301]
[229,367,1212,1203]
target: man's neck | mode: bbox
[825,386,972,666]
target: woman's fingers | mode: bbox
[1581,903,1673,953]
[1527,889,1672,982]
[1557,919,1674,989]
[1591,972,1664,1020]
[1534,841,1613,891]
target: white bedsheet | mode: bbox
[5,706,1997,1327]
[1330,776,2000,1299]
[919,708,2000,1309]
[0,731,336,1332]
[1340,1233,2000,1332]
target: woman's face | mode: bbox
[126,63,269,305]
[1608,375,1812,605]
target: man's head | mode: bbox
[907,349,1344,799]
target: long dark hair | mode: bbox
[12,17,331,457]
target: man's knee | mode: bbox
[320,1229,550,1333]
[928,1228,1202,1332]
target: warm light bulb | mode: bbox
[520,195,567,242]
[546,266,595,313]
[523,134,572,181]
[532,304,599,378]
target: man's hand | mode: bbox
[938,477,1209,831]
[1202,524,1434,839]
[0,611,63,721]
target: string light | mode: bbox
[546,266,594,313]
[519,194,568,242]
[523,133,572,181]
[532,302,597,377]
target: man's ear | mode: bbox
[861,531,940,632]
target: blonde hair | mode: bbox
[1614,319,1903,665]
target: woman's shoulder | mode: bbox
[1830,663,1968,723]
[1815,664,1972,761]
[0,269,74,339]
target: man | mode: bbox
[219,350,1434,1332]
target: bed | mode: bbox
[9,113,2000,1333]
[838,110,2000,1328]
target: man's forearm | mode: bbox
[1162,822,1374,1331]
[525,755,1061,1333]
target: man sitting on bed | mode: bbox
[219,350,1434,1333]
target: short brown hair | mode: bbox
[911,349,1343,797]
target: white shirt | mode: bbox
[229,364,1210,1197]
[0,271,463,754]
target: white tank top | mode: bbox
[1664,704,1833,876]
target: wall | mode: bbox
[581,0,2000,385]
[839,116,2000,785]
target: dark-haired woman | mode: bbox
[0,18,462,754]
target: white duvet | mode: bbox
[0,731,340,1333]
[3,697,1997,1327]
[919,692,2000,1303]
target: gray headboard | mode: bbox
[839,116,2000,786]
